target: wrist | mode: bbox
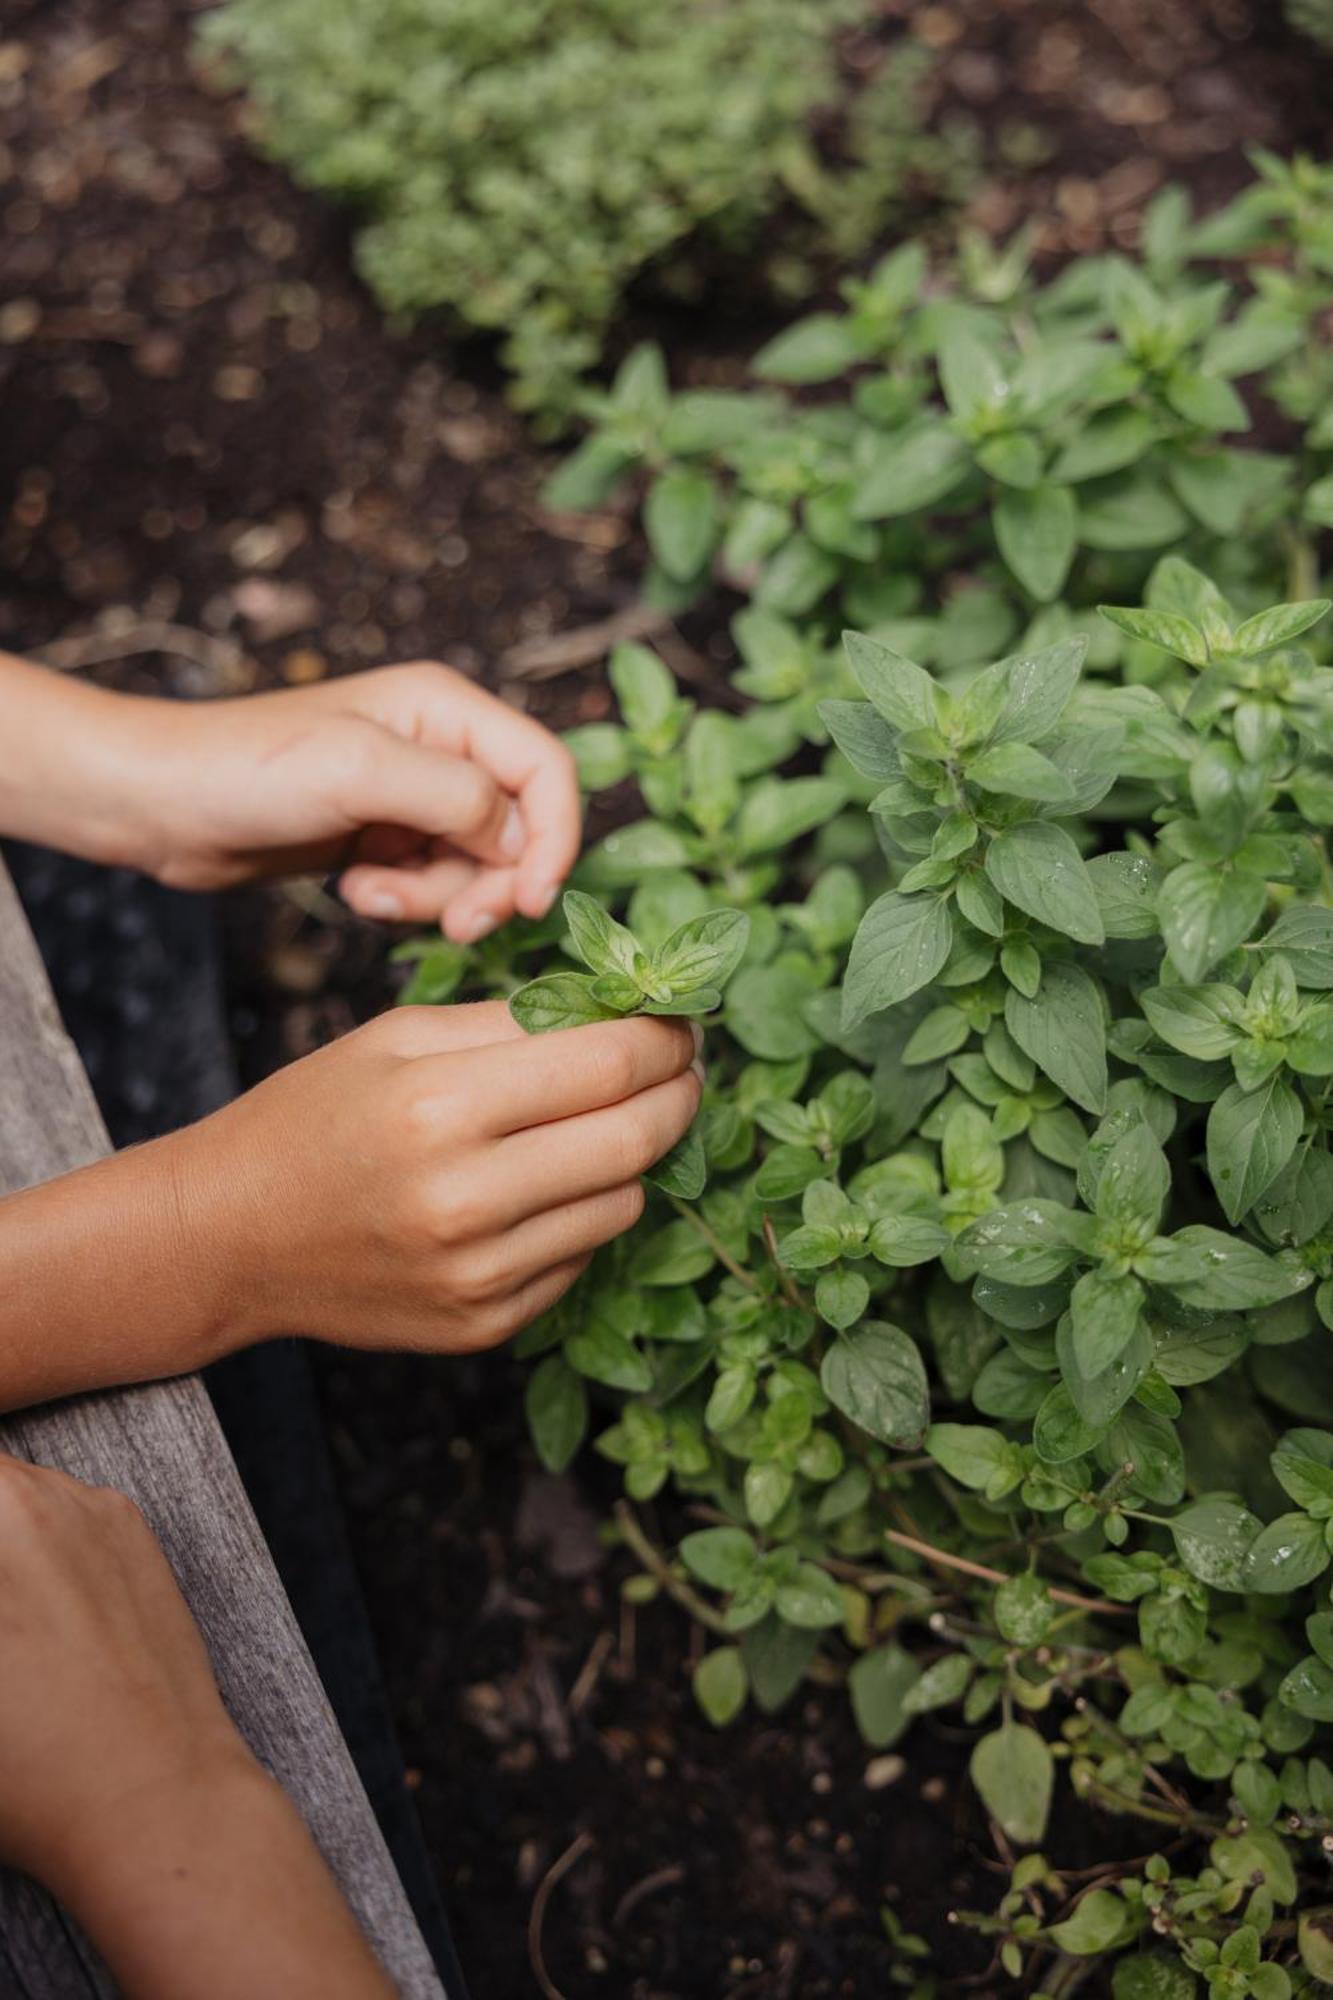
[47,1744,278,1915]
[0,654,185,876]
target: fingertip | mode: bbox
[340,868,406,922]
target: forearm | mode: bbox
[0,1132,245,1411]
[0,652,172,871]
[52,1760,398,2000]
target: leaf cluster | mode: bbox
[202,0,972,420]
[397,160,1333,1991]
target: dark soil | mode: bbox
[1,1,1331,1994]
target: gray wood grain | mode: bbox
[0,859,446,1999]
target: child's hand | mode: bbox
[124,661,582,942]
[0,1454,397,1996]
[181,1000,703,1355]
[0,1454,252,1892]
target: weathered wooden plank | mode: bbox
[0,859,446,1999]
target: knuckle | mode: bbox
[99,1487,147,1529]
[451,765,500,836]
[444,1245,501,1305]
[615,1108,661,1180]
[586,1029,639,1103]
[323,714,384,793]
[609,1181,646,1234]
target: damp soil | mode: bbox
[1,1,1331,1992]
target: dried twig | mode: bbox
[612,1864,686,1930]
[527,1830,595,2000]
[883,1529,1128,1618]
[499,601,671,680]
[567,1630,615,1717]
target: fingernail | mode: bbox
[461,912,498,944]
[363,889,405,920]
[690,1057,706,1086]
[690,1022,705,1057]
[499,803,526,861]
[533,881,562,918]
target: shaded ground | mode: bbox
[1,1,1331,1993]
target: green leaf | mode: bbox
[1098,604,1210,666]
[609,642,680,740]
[775,1562,845,1630]
[818,699,901,780]
[735,776,846,858]
[566,1318,653,1393]
[510,972,624,1034]
[1158,864,1267,983]
[994,1572,1055,1647]
[985,823,1104,945]
[991,636,1086,744]
[820,1322,929,1447]
[970,1722,1053,1844]
[740,1616,818,1715]
[1244,1511,1331,1593]
[1271,1429,1333,1514]
[1260,907,1333,989]
[1169,1496,1262,1590]
[1096,1121,1170,1233]
[525,1356,588,1474]
[1299,1911,1333,1986]
[644,467,719,580]
[993,484,1077,602]
[693,1646,747,1726]
[680,1527,757,1591]
[753,313,864,383]
[1112,1952,1199,2000]
[926,1421,1021,1495]
[654,909,751,995]
[966,741,1075,803]
[563,889,640,978]
[954,1200,1084,1288]
[815,1267,870,1330]
[849,1644,921,1749]
[1069,1268,1145,1376]
[1054,408,1158,484]
[1140,984,1245,1061]
[1206,1076,1303,1224]
[866,1214,951,1267]
[1232,599,1331,654]
[1281,1653,1333,1723]
[565,723,632,792]
[1138,1227,1308,1311]
[1048,1888,1137,1956]
[842,632,937,733]
[855,421,969,520]
[842,893,954,1032]
[1005,963,1108,1115]
[646,1124,707,1200]
[1165,367,1250,433]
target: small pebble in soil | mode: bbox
[921,1776,948,1803]
[864,1754,906,1790]
[811,1771,833,1794]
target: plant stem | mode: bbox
[666,1194,758,1289]
[613,1499,733,1637]
[883,1528,1130,1618]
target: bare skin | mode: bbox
[0,653,701,1408]
[0,1453,398,1999]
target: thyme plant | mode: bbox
[395,160,1333,1990]
[202,0,970,421]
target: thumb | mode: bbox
[334,722,526,867]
